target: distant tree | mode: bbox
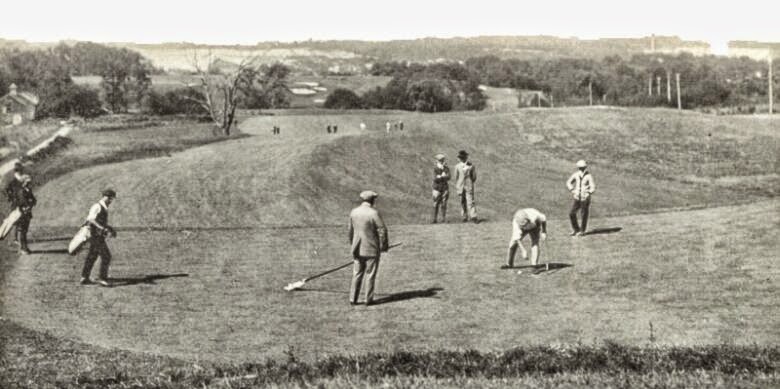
[146,88,203,115]
[186,54,258,135]
[240,63,291,109]
[324,88,364,109]
[56,42,151,113]
[406,80,452,112]
[68,85,104,118]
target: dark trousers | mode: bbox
[82,237,112,280]
[16,213,31,250]
[569,197,591,232]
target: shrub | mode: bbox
[323,88,364,109]
[146,88,204,116]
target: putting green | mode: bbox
[4,200,778,362]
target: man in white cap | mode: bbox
[566,160,596,236]
[453,150,477,223]
[348,190,389,305]
[503,208,547,269]
[80,189,117,287]
[431,153,450,223]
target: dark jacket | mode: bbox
[5,177,21,206]
[432,165,451,192]
[14,187,36,214]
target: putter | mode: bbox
[283,242,402,291]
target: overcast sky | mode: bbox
[2,1,778,54]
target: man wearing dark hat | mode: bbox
[431,153,450,223]
[13,175,36,254]
[348,190,389,305]
[566,160,596,236]
[80,189,118,287]
[453,150,477,222]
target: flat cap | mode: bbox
[576,160,587,168]
[359,190,378,201]
[102,188,117,198]
[457,150,469,158]
[434,153,446,161]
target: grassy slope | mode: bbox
[4,200,777,363]
[29,108,779,229]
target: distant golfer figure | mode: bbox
[453,150,477,222]
[13,175,36,255]
[348,190,389,305]
[566,160,595,236]
[431,153,450,223]
[385,121,391,133]
[80,189,118,287]
[3,162,26,245]
[505,208,547,268]
[360,122,366,131]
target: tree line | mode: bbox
[0,43,291,128]
[325,62,487,112]
[461,53,772,109]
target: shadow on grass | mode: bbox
[505,262,574,275]
[29,248,69,254]
[108,273,189,287]
[371,287,444,305]
[583,227,622,236]
[29,237,73,243]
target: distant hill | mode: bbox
[2,35,715,73]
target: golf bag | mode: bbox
[68,225,91,256]
[0,208,21,240]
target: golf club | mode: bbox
[283,242,402,291]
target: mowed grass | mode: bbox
[5,200,778,364]
[29,108,779,229]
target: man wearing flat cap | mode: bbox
[80,189,118,287]
[348,190,389,305]
[431,153,450,223]
[453,150,477,223]
[566,159,596,236]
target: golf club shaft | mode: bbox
[304,242,402,282]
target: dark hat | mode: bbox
[102,189,117,198]
[457,150,469,158]
[13,162,24,172]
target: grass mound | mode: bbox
[30,108,778,228]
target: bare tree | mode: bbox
[186,53,256,136]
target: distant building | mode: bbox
[728,41,780,61]
[0,84,39,125]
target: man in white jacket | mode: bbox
[566,160,595,236]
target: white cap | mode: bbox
[576,160,587,168]
[359,190,378,201]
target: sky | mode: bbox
[1,0,778,55]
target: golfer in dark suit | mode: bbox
[14,175,36,254]
[348,190,388,305]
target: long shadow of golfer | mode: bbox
[108,273,189,287]
[370,287,444,305]
[30,248,69,254]
[583,227,622,236]
[529,262,574,276]
[29,237,72,243]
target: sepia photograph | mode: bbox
[0,1,777,387]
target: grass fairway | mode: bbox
[4,200,778,363]
[1,108,778,386]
